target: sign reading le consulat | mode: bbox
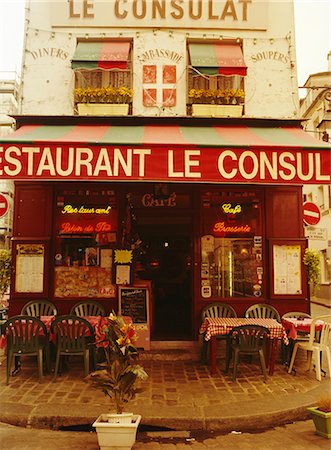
[0,145,330,184]
[51,0,267,30]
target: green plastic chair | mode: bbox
[245,304,281,322]
[226,324,270,382]
[21,300,58,317]
[3,315,50,385]
[200,302,237,364]
[51,315,95,380]
[70,301,105,317]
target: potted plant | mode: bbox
[0,249,11,318]
[74,86,133,116]
[303,248,321,296]
[86,312,148,450]
[307,396,331,438]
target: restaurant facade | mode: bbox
[1,0,330,341]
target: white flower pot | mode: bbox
[93,414,141,450]
[77,103,129,116]
[192,104,243,117]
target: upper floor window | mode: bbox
[187,42,246,116]
[72,41,133,114]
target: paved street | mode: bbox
[1,419,330,449]
[0,301,329,449]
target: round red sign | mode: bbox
[303,202,321,226]
[0,194,9,219]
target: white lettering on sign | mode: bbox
[217,150,330,182]
[0,146,330,184]
[168,150,201,178]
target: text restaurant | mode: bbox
[1,115,330,340]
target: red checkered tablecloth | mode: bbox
[282,318,324,340]
[200,317,288,344]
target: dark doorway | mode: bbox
[136,222,192,340]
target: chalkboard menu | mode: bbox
[119,287,148,324]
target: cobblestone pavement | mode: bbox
[1,419,330,449]
[0,302,330,437]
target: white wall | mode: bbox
[20,0,299,118]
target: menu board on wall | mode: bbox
[273,245,302,295]
[15,244,44,293]
[118,286,151,350]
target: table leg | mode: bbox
[211,336,216,375]
[269,338,278,375]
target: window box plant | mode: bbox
[86,312,148,449]
[74,87,133,116]
[189,88,244,117]
[307,396,331,438]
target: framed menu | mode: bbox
[15,243,45,293]
[269,239,306,298]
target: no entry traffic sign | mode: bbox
[303,202,321,226]
[0,193,9,219]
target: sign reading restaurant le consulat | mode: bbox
[51,0,267,29]
[0,145,330,184]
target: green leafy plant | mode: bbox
[86,312,148,414]
[0,249,11,304]
[303,248,321,295]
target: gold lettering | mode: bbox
[221,0,238,20]
[189,0,202,19]
[239,0,251,21]
[114,0,128,19]
[83,0,94,18]
[171,0,184,19]
[132,0,146,19]
[152,0,166,18]
[142,193,177,207]
[208,0,217,20]
[69,0,80,18]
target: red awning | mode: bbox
[189,43,247,76]
[72,42,131,70]
[1,121,330,184]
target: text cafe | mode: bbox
[1,116,330,340]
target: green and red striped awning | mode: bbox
[2,123,328,149]
[1,122,330,184]
[71,42,131,70]
[189,43,247,76]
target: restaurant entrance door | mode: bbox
[137,221,192,340]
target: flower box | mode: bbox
[77,103,129,116]
[192,104,243,117]
[307,407,331,438]
[93,414,141,450]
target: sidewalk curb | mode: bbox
[0,382,326,432]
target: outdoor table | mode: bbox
[199,317,288,376]
[281,317,324,340]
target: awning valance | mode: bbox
[1,122,330,184]
[3,123,328,149]
[189,43,247,76]
[71,41,130,70]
